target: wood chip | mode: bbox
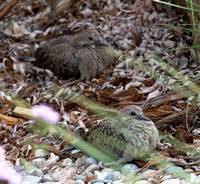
[13,106,32,119]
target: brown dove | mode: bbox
[86,105,159,163]
[34,29,114,80]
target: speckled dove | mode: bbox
[86,105,160,163]
[34,28,114,80]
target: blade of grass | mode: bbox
[159,24,200,33]
[189,0,197,42]
[151,54,200,95]
[153,0,200,12]
[185,0,200,8]
[163,45,200,52]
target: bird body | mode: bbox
[86,105,159,162]
[34,29,114,80]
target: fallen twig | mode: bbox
[0,0,18,20]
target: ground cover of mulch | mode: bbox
[0,0,200,183]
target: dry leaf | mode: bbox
[147,90,161,100]
[163,40,175,48]
[4,21,30,39]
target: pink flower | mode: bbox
[0,147,22,184]
[32,104,60,124]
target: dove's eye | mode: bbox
[88,37,93,40]
[130,111,136,116]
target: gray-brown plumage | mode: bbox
[86,105,159,163]
[34,29,114,80]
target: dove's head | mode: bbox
[120,105,150,121]
[70,29,108,48]
[120,105,160,147]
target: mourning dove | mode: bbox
[34,29,114,80]
[86,105,160,163]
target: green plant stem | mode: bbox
[150,54,200,95]
[153,0,200,12]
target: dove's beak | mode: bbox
[94,40,108,47]
[135,115,150,121]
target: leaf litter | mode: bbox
[0,0,200,183]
